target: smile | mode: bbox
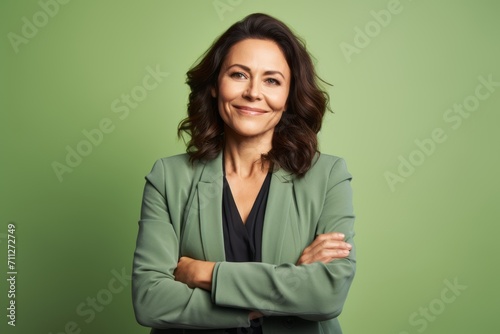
[233,105,268,115]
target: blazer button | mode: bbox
[283,316,294,328]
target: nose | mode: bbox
[243,79,262,101]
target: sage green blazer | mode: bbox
[132,152,356,334]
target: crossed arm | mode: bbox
[132,157,355,329]
[174,232,352,291]
[174,232,352,320]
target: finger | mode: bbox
[307,250,350,264]
[315,248,351,262]
[249,311,264,320]
[298,245,351,265]
[307,233,347,249]
[328,232,347,240]
[305,240,352,256]
[298,241,350,264]
[321,232,346,241]
[297,233,352,265]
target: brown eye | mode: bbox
[230,72,247,79]
[266,78,280,85]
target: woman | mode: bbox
[132,13,355,334]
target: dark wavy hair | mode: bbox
[178,13,330,176]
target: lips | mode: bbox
[233,105,268,115]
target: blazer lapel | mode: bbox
[261,168,295,264]
[195,154,296,264]
[197,153,226,262]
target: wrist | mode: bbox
[196,261,215,291]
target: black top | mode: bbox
[222,172,272,334]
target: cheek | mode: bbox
[217,98,227,121]
[218,79,241,102]
[266,90,289,111]
[216,86,231,116]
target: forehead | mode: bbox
[222,39,290,75]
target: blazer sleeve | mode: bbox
[132,159,252,330]
[210,157,356,321]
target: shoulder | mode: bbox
[149,153,212,172]
[304,153,352,182]
[286,153,352,197]
[312,153,347,169]
[144,153,205,193]
[284,153,353,221]
[154,153,192,169]
[147,153,191,176]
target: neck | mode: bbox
[223,129,272,178]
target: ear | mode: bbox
[211,87,217,98]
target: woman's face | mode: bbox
[213,38,291,141]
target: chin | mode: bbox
[226,124,275,139]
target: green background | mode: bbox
[1,0,499,333]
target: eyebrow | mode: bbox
[226,64,286,79]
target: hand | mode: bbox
[296,232,352,265]
[174,256,215,291]
[249,311,264,320]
